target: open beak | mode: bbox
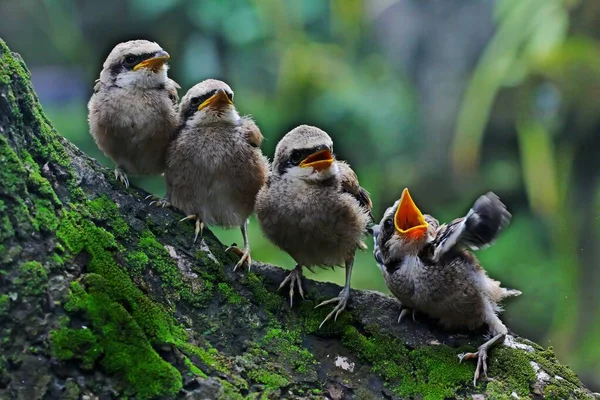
[133,50,170,72]
[394,188,428,240]
[299,149,335,172]
[198,89,234,111]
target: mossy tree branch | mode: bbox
[0,38,597,400]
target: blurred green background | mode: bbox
[1,0,599,390]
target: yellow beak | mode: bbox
[133,50,170,72]
[198,89,234,111]
[394,188,428,240]
[299,149,335,172]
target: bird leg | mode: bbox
[180,214,203,243]
[315,257,354,328]
[226,220,252,272]
[277,264,304,308]
[458,332,506,386]
[114,166,130,188]
[145,194,171,208]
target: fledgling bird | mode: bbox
[372,188,521,385]
[255,125,373,327]
[165,79,268,271]
[88,40,180,187]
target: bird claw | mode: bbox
[315,289,350,328]
[278,268,304,308]
[179,215,203,243]
[145,194,170,208]
[457,348,488,386]
[114,168,129,188]
[226,244,252,272]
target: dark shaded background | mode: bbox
[1,0,598,390]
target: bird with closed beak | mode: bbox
[372,188,521,385]
[165,79,268,271]
[255,125,373,327]
[88,40,180,188]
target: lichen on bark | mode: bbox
[0,38,598,400]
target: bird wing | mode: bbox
[431,192,511,262]
[371,224,386,271]
[337,161,373,220]
[240,116,263,148]
[93,79,102,94]
[166,78,181,106]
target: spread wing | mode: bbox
[431,192,511,262]
[166,78,181,106]
[240,116,263,148]
[337,161,373,221]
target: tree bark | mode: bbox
[0,39,597,400]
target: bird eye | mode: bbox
[384,219,393,229]
[190,97,201,107]
[226,92,234,102]
[290,150,303,165]
[123,55,138,67]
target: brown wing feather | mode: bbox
[166,78,181,106]
[338,161,373,220]
[240,116,263,148]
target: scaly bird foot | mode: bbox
[114,167,130,188]
[180,214,203,243]
[458,332,505,386]
[278,267,304,308]
[315,288,350,328]
[458,348,487,386]
[226,243,252,272]
[145,194,171,208]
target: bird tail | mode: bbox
[462,192,512,251]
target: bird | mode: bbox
[164,79,269,271]
[255,125,373,328]
[88,39,180,188]
[372,188,521,386]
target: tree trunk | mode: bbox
[0,39,596,400]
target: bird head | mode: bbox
[273,125,338,183]
[100,40,170,88]
[377,188,431,259]
[179,79,239,126]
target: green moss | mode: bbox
[124,251,149,276]
[488,346,536,396]
[32,198,59,231]
[178,342,228,374]
[0,134,27,196]
[183,355,207,378]
[138,230,212,307]
[261,328,316,374]
[217,378,245,400]
[244,273,281,313]
[0,294,9,315]
[15,261,48,296]
[218,283,242,304]
[63,380,80,400]
[534,346,580,385]
[50,327,102,369]
[248,369,289,389]
[88,196,129,238]
[57,212,186,343]
[21,150,60,204]
[62,277,182,399]
[342,325,475,400]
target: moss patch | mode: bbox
[50,326,102,369]
[15,261,48,297]
[342,325,475,400]
[218,282,242,304]
[88,195,129,239]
